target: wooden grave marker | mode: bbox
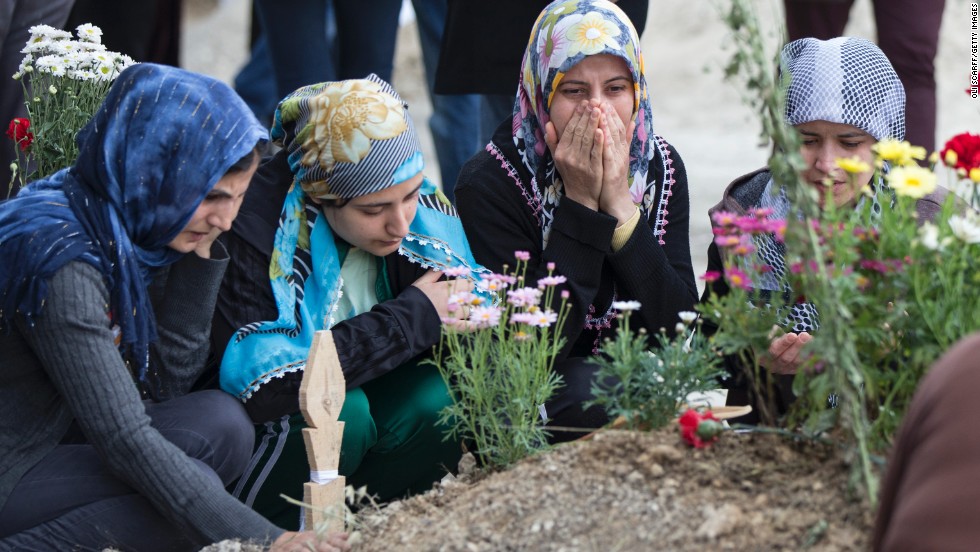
[298,330,346,533]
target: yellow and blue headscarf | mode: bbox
[220,75,487,401]
[0,63,267,381]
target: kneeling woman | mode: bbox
[0,64,348,551]
[702,37,952,423]
[213,75,485,529]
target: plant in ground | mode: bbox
[433,252,569,469]
[587,305,725,431]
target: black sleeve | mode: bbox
[608,144,698,337]
[455,151,616,359]
[145,242,229,400]
[241,284,442,422]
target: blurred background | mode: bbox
[181,0,978,289]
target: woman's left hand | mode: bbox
[596,101,636,225]
[193,227,223,259]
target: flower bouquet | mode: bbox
[7,23,134,194]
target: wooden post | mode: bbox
[298,330,346,533]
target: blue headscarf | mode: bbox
[0,63,268,380]
[220,75,488,401]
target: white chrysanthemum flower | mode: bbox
[48,85,57,94]
[114,54,135,72]
[46,63,66,77]
[949,213,980,244]
[63,51,85,70]
[28,24,71,41]
[93,64,116,82]
[917,222,942,251]
[677,311,698,324]
[75,40,106,53]
[70,69,97,82]
[18,53,34,73]
[611,300,642,312]
[89,52,112,66]
[75,23,103,44]
[34,55,58,73]
[21,41,51,55]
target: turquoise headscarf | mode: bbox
[220,75,487,401]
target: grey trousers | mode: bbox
[0,390,256,552]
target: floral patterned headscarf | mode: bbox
[270,73,424,200]
[220,75,489,401]
[514,0,656,240]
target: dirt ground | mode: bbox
[350,428,874,551]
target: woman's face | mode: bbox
[548,54,634,141]
[168,157,258,253]
[796,120,876,209]
[322,172,423,257]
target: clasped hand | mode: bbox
[545,99,636,224]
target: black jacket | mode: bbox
[210,151,441,422]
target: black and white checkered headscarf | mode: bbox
[782,36,905,141]
[756,37,902,333]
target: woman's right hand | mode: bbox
[271,530,350,552]
[413,270,475,323]
[545,100,603,211]
[760,331,813,375]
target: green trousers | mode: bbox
[230,362,461,530]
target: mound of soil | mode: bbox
[352,428,875,551]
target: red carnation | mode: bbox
[940,132,980,174]
[6,117,33,151]
[678,409,724,448]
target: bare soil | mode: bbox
[350,428,874,551]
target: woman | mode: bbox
[0,64,346,551]
[454,0,698,441]
[701,37,950,423]
[213,74,486,529]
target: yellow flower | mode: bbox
[970,168,980,183]
[836,156,870,175]
[887,165,937,199]
[298,79,407,172]
[565,11,620,57]
[944,149,959,167]
[872,138,926,167]
[873,139,905,164]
